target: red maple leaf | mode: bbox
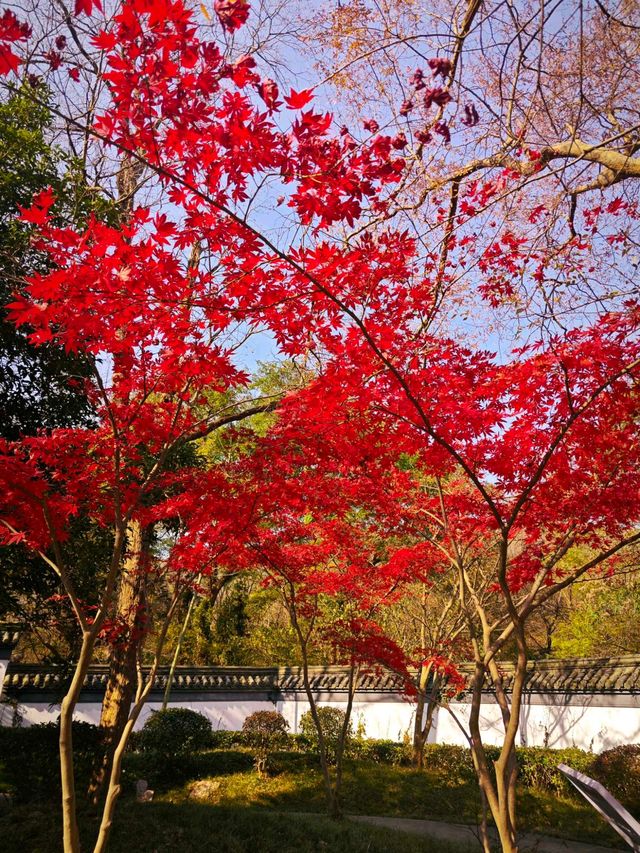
[0,8,30,75]
[74,0,102,15]
[214,0,249,31]
[285,88,314,110]
[18,187,56,226]
[0,44,19,75]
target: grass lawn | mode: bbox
[0,750,627,850]
[131,750,625,849]
[0,801,471,853]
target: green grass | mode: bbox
[0,749,627,850]
[148,750,625,849]
[0,801,471,853]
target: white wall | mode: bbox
[429,698,640,752]
[518,701,640,752]
[4,690,639,753]
[5,696,417,740]
[0,653,10,702]
[277,697,416,740]
[5,698,278,730]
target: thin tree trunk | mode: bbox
[412,661,431,766]
[57,521,128,853]
[490,631,527,852]
[299,641,337,814]
[88,521,150,805]
[413,665,441,768]
[162,575,203,710]
[332,663,358,816]
[465,637,528,853]
[286,594,337,815]
[468,663,501,853]
[93,592,180,853]
[413,586,432,767]
[60,632,94,853]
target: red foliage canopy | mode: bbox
[1,0,639,679]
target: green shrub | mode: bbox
[591,744,640,811]
[422,744,477,780]
[350,738,412,766]
[517,747,594,794]
[242,711,290,774]
[124,745,253,788]
[209,729,244,749]
[422,743,597,793]
[137,708,212,758]
[0,721,102,802]
[288,732,312,753]
[299,706,352,765]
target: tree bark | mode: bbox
[93,592,180,853]
[60,633,94,853]
[87,521,150,805]
[412,664,441,768]
[285,590,346,817]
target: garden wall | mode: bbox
[1,636,639,752]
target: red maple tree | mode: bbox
[1,3,639,852]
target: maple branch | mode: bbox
[0,89,500,535]
[529,528,640,613]
[40,499,91,633]
[415,177,461,337]
[0,517,61,578]
[7,79,636,550]
[361,116,640,240]
[506,355,640,531]
[52,0,101,74]
[1,511,89,634]
[478,526,640,670]
[593,0,640,31]
[447,0,484,89]
[93,365,124,527]
[180,398,280,444]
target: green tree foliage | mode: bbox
[162,582,300,667]
[0,85,116,643]
[0,84,115,439]
[552,577,640,658]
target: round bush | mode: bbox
[137,708,212,757]
[242,711,290,774]
[242,710,289,741]
[591,744,640,811]
[299,706,352,765]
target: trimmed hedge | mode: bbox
[0,721,103,801]
[124,746,254,787]
[517,747,594,794]
[422,744,597,795]
[422,743,479,780]
[4,713,639,813]
[350,738,412,766]
[209,729,245,749]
